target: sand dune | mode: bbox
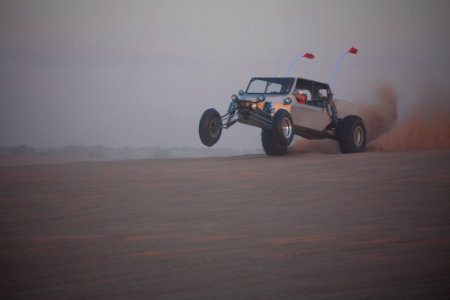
[1,151,449,299]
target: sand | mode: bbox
[1,150,449,299]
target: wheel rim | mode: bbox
[353,126,364,147]
[209,119,221,139]
[282,117,292,139]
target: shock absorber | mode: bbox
[263,101,274,114]
[227,101,236,113]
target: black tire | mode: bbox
[273,109,294,146]
[261,128,288,156]
[338,115,366,153]
[199,108,222,147]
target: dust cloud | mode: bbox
[292,85,450,153]
[357,85,398,142]
[368,98,450,152]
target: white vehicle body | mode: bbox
[230,77,338,140]
[199,76,367,156]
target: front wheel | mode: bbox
[199,108,222,147]
[261,128,288,156]
[338,115,366,153]
[273,109,294,146]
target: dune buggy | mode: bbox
[199,76,366,156]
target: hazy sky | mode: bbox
[1,0,449,149]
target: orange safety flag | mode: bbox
[303,52,315,59]
[348,47,358,54]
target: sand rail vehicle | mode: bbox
[199,76,366,156]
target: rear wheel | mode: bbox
[338,115,366,153]
[261,128,288,156]
[199,108,222,146]
[273,109,294,146]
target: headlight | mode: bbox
[257,95,265,102]
[283,97,293,105]
[231,94,238,102]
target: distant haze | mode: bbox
[1,0,449,150]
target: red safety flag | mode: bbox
[348,47,358,54]
[303,52,315,59]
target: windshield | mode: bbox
[246,77,294,95]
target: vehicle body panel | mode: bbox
[233,77,336,139]
[290,102,330,132]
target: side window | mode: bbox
[302,90,312,100]
[315,89,328,99]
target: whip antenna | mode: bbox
[329,46,358,89]
[284,52,315,77]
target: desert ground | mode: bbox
[1,150,449,299]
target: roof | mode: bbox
[295,77,330,90]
